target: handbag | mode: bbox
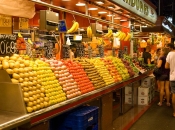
[153,67,162,76]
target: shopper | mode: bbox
[154,48,161,92]
[157,48,170,106]
[142,46,151,64]
[165,43,175,117]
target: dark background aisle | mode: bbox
[130,100,175,130]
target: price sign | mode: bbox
[19,18,29,29]
[0,15,12,27]
[0,34,17,55]
[44,42,53,59]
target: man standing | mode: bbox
[165,43,175,117]
[142,46,151,64]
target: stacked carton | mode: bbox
[125,84,133,104]
[138,76,156,105]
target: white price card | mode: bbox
[0,15,12,27]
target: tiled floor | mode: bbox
[112,97,158,130]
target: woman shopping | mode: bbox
[157,48,170,106]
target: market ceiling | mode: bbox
[34,0,157,26]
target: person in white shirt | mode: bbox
[165,43,175,117]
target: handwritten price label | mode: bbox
[0,15,12,27]
[19,18,29,29]
[0,34,17,55]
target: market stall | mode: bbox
[0,0,157,130]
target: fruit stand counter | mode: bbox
[0,70,152,130]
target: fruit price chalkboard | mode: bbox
[0,34,17,55]
[44,42,53,59]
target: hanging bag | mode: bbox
[153,67,162,77]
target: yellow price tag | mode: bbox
[18,32,23,38]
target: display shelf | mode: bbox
[0,70,152,130]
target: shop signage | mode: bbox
[19,18,29,29]
[110,0,157,23]
[162,17,175,38]
[0,34,17,55]
[0,15,12,27]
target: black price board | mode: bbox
[44,41,53,59]
[58,20,67,33]
[62,44,70,58]
[0,34,17,55]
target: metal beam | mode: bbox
[30,0,129,29]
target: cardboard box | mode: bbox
[125,86,132,95]
[125,95,132,104]
[138,87,150,96]
[138,96,150,105]
[133,81,140,87]
[141,77,155,87]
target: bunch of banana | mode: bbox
[67,21,79,34]
[87,26,92,38]
[104,29,113,38]
[124,33,131,41]
[117,32,126,40]
[114,31,121,37]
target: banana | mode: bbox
[87,26,92,38]
[67,21,79,34]
[120,32,126,40]
[72,22,79,33]
[115,31,121,37]
[124,33,131,41]
[104,29,113,38]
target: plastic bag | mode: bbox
[0,0,35,18]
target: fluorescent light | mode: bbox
[88,8,98,10]
[62,0,70,1]
[96,1,104,5]
[98,11,107,14]
[107,14,115,17]
[76,2,85,6]
[114,17,121,20]
[120,19,127,22]
[108,6,114,9]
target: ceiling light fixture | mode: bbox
[114,17,121,20]
[120,19,127,22]
[88,8,98,10]
[96,1,104,5]
[107,14,115,17]
[98,11,107,14]
[76,2,86,6]
[108,6,115,9]
[62,0,71,1]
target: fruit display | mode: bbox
[89,58,115,85]
[0,54,50,113]
[46,59,81,99]
[87,26,93,38]
[78,59,106,89]
[122,59,135,77]
[106,56,130,80]
[123,54,139,74]
[67,21,79,34]
[64,60,94,94]
[30,59,66,106]
[101,58,122,82]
